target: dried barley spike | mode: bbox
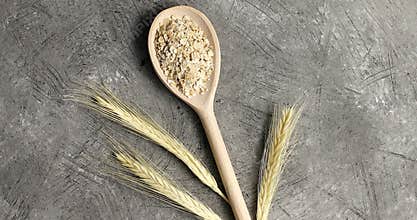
[104,135,221,220]
[256,104,302,220]
[64,84,227,201]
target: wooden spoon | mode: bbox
[148,5,251,220]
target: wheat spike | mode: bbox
[256,104,302,220]
[64,84,227,201]
[104,135,221,220]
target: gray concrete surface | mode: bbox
[1,0,416,219]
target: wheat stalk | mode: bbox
[256,104,302,220]
[103,135,221,220]
[64,84,227,201]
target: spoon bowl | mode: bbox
[148,5,220,112]
[148,6,251,220]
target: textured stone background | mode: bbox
[1,0,417,219]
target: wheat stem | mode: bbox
[64,84,227,201]
[256,104,302,220]
[104,136,221,220]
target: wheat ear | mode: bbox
[64,84,227,201]
[256,104,302,220]
[103,135,221,220]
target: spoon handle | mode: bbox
[198,109,251,220]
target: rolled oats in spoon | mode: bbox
[154,15,214,97]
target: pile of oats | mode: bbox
[155,16,214,97]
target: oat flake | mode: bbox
[155,16,214,97]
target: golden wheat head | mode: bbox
[256,104,302,220]
[64,84,227,201]
[102,135,221,220]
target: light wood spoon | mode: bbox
[148,5,251,220]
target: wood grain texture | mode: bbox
[0,0,416,219]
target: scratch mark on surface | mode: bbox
[326,189,366,220]
[344,86,362,95]
[272,1,292,15]
[65,13,97,38]
[364,66,395,81]
[363,72,393,88]
[243,0,284,30]
[388,51,396,95]
[265,37,282,53]
[31,2,52,18]
[229,0,237,16]
[406,72,417,101]
[278,205,291,217]
[358,160,381,220]
[371,147,417,163]
[232,25,273,58]
[345,11,369,51]
[307,178,366,220]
